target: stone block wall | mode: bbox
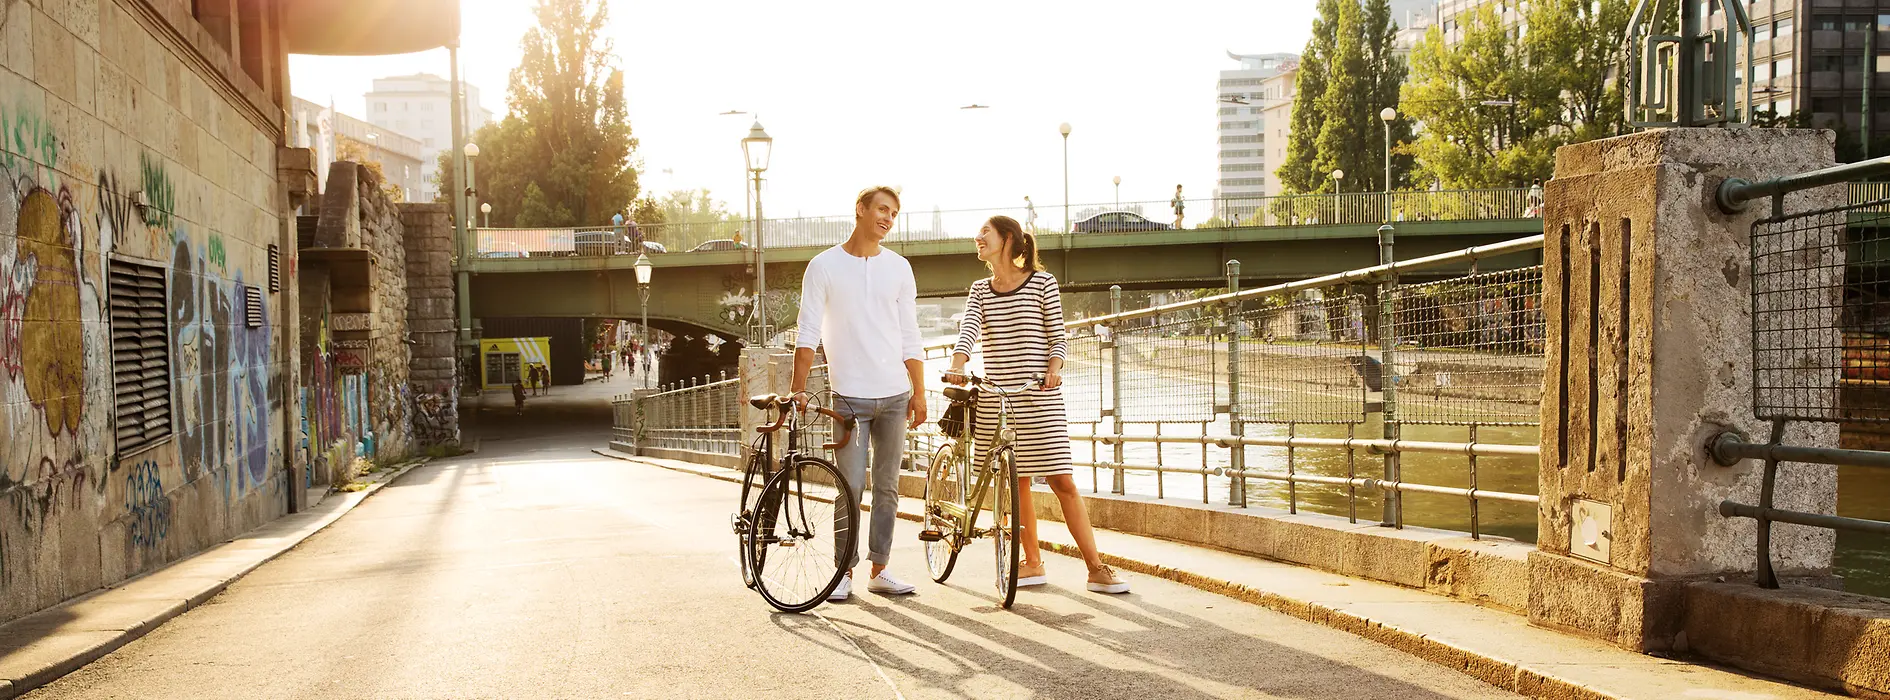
[360,166,411,462]
[399,202,457,445]
[0,0,296,624]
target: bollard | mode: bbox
[1225,260,1245,507]
[1109,285,1125,496]
[1377,224,1401,528]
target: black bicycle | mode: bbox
[734,393,858,613]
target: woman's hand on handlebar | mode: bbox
[942,368,969,386]
[1041,369,1062,390]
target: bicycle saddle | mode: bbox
[942,385,976,403]
[748,394,782,410]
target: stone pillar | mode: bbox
[1532,128,1843,651]
[739,347,795,441]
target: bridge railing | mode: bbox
[474,189,1542,259]
[623,372,742,456]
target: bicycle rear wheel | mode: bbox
[735,443,771,590]
[991,447,1021,609]
[922,442,963,583]
[750,457,858,613]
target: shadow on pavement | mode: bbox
[787,583,1491,700]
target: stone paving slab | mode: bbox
[0,459,429,700]
[601,449,1843,700]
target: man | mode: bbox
[1171,184,1186,229]
[1024,195,1038,233]
[792,185,925,601]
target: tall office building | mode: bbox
[1219,52,1297,221]
[366,74,494,201]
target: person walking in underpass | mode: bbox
[946,215,1129,594]
[791,185,926,601]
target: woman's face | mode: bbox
[974,222,1008,264]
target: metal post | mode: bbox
[1062,134,1071,234]
[752,170,768,343]
[639,286,651,388]
[1866,28,1875,161]
[1225,259,1245,507]
[1377,224,1401,527]
[1383,119,1393,222]
[449,44,475,393]
[1109,285,1125,496]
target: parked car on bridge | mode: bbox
[689,239,748,252]
[573,226,663,256]
[1072,211,1171,234]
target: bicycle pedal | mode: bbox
[917,529,944,542]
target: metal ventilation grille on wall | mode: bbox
[245,285,265,328]
[268,244,281,292]
[109,261,173,454]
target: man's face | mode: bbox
[857,192,900,242]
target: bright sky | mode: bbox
[288,0,1318,221]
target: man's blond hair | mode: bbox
[855,185,901,214]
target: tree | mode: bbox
[1401,5,1559,188]
[1525,0,1630,143]
[336,136,404,202]
[1280,0,1412,195]
[1278,0,1342,195]
[434,0,641,228]
[1401,0,1630,189]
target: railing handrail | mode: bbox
[920,233,1547,351]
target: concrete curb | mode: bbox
[0,457,434,699]
[596,448,1838,700]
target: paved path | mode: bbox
[23,391,1517,699]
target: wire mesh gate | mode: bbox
[1713,164,1890,588]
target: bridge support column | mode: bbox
[1531,128,1842,651]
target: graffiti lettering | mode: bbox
[125,460,170,549]
[139,152,174,231]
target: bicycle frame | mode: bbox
[933,376,1033,545]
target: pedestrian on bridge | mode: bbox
[792,185,926,601]
[948,215,1129,595]
[1024,196,1038,233]
[1171,184,1185,229]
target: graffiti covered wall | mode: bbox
[0,4,291,623]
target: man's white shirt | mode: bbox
[796,244,923,399]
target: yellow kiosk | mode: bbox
[481,337,552,390]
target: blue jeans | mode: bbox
[833,392,909,569]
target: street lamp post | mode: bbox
[1113,175,1121,207]
[1379,107,1397,222]
[463,142,481,233]
[1330,168,1345,224]
[481,202,492,228]
[741,121,774,344]
[1059,123,1072,233]
[635,253,653,389]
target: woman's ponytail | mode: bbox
[985,215,1044,272]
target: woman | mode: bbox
[947,215,1129,594]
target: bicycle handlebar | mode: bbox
[939,371,1045,396]
[816,407,854,450]
[750,394,853,450]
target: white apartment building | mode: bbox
[291,97,427,202]
[366,73,494,201]
[1257,62,1299,200]
[1218,51,1297,221]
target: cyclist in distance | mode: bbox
[791,185,926,601]
[946,215,1129,594]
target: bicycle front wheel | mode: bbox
[991,446,1021,609]
[922,442,963,583]
[750,457,859,613]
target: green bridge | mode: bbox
[467,217,1545,339]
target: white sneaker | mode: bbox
[866,571,917,595]
[829,574,852,601]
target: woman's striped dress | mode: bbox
[952,272,1072,477]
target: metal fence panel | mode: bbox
[1115,311,1220,422]
[1235,294,1368,424]
[1062,330,1109,422]
[1751,202,1887,423]
[1389,267,1546,426]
